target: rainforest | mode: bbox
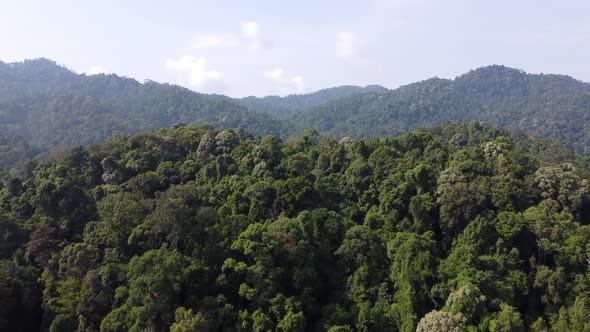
[1,122,589,331]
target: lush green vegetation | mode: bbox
[1,123,590,331]
[288,66,590,155]
[238,85,387,118]
[0,58,288,170]
[3,59,590,173]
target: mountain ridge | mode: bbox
[2,58,590,172]
[237,84,388,118]
[288,64,590,154]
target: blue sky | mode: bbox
[2,0,590,97]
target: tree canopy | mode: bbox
[3,59,590,173]
[1,123,590,331]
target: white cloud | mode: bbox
[190,34,238,49]
[187,22,269,52]
[241,21,262,49]
[264,67,284,80]
[336,31,359,60]
[86,65,107,75]
[264,67,305,95]
[291,75,304,94]
[165,55,226,93]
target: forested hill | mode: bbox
[3,59,590,172]
[238,85,388,118]
[289,65,590,155]
[1,123,590,331]
[0,58,288,169]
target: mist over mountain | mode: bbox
[2,58,590,172]
[238,85,388,118]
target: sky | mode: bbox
[1,0,590,97]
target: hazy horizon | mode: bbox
[2,1,590,97]
[6,57,589,99]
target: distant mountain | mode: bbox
[0,58,288,169]
[2,59,590,171]
[289,65,590,155]
[237,85,387,118]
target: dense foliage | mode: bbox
[3,59,590,172]
[0,59,288,170]
[289,66,590,155]
[238,85,387,118]
[1,123,590,331]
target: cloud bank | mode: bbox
[86,65,107,75]
[264,67,304,95]
[165,55,226,93]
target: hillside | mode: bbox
[238,85,387,118]
[2,60,590,173]
[0,59,288,169]
[1,123,589,331]
[290,66,590,154]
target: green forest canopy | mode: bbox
[2,58,590,172]
[285,66,590,156]
[1,122,589,331]
[0,59,289,170]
